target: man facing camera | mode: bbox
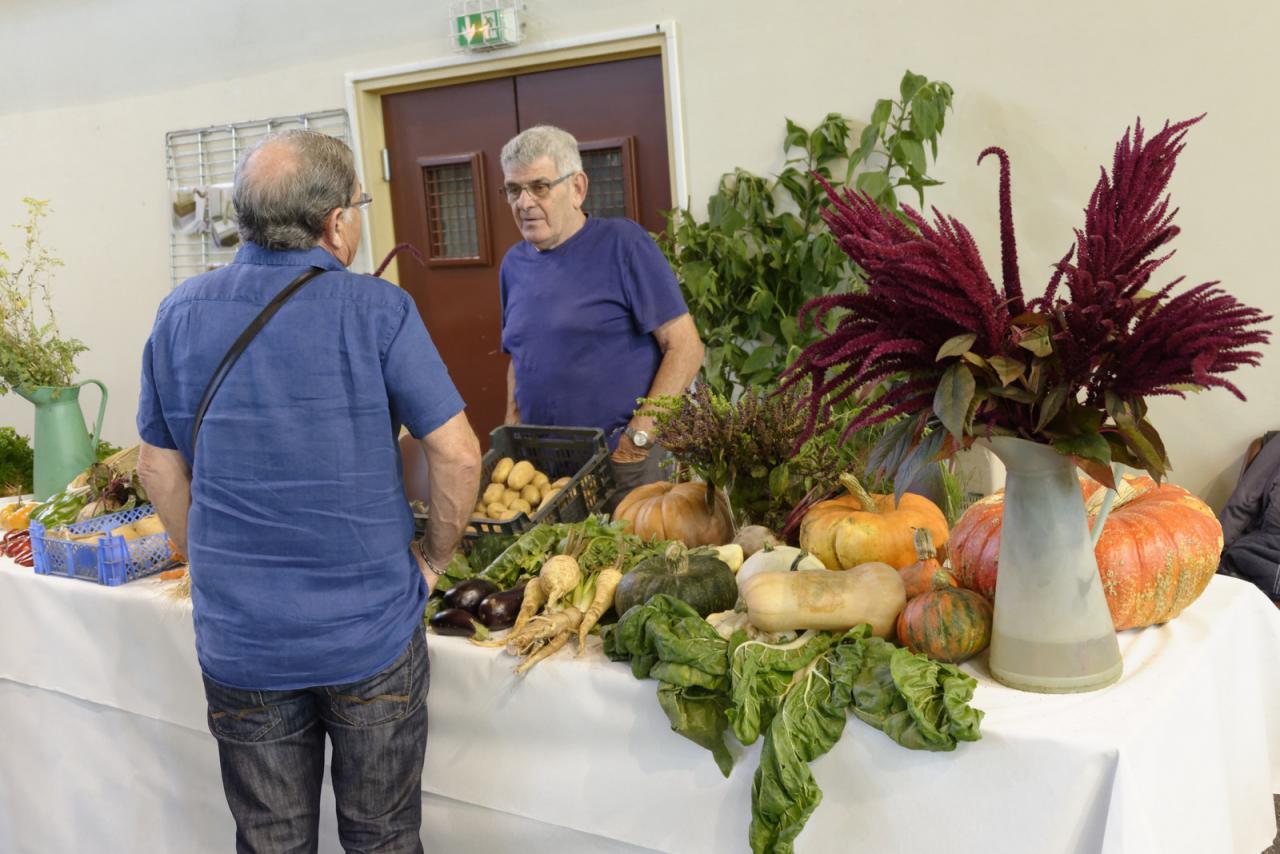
[498,125,703,504]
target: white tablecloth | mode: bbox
[0,557,1277,854]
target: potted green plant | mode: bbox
[0,198,106,499]
[784,116,1271,693]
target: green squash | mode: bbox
[614,542,737,618]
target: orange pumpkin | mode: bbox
[800,474,948,570]
[897,528,956,598]
[949,474,1223,631]
[896,579,993,663]
[613,481,734,547]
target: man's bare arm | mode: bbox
[505,361,520,425]
[137,442,192,555]
[415,410,482,585]
[613,312,705,461]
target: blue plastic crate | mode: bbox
[29,504,172,586]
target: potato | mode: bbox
[491,457,515,484]
[538,489,561,510]
[519,484,542,505]
[532,471,550,489]
[502,488,521,506]
[485,502,508,518]
[499,508,520,521]
[475,501,486,514]
[509,498,532,515]
[129,515,166,537]
[109,524,148,542]
[482,482,506,505]
[551,476,572,489]
[506,460,535,491]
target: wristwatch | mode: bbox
[624,426,651,448]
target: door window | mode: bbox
[419,152,492,265]
[580,137,638,221]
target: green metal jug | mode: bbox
[16,381,108,500]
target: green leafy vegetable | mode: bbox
[605,599,985,854]
[480,516,669,590]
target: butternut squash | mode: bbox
[739,561,906,637]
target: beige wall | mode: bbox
[1,0,1275,508]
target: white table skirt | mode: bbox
[0,557,1277,854]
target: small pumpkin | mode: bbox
[614,481,734,547]
[736,545,827,588]
[800,473,949,570]
[732,525,781,558]
[896,577,993,663]
[613,542,738,617]
[949,474,1223,631]
[897,528,956,598]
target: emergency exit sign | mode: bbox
[454,7,520,50]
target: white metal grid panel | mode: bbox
[164,109,351,289]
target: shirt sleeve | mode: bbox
[1219,438,1280,545]
[621,224,689,335]
[136,330,179,451]
[382,297,466,439]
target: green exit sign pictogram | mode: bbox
[455,11,505,48]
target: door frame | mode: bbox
[344,20,686,283]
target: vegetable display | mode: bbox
[799,474,948,571]
[948,474,1222,630]
[602,595,983,854]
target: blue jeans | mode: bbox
[202,627,430,854]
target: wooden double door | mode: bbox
[381,55,672,445]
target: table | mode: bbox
[1,557,1277,854]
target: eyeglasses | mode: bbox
[345,193,373,211]
[500,173,575,203]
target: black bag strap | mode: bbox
[191,265,326,454]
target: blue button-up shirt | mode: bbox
[138,242,464,690]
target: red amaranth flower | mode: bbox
[786,116,1271,483]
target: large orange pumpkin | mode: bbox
[613,481,734,547]
[949,474,1223,631]
[799,474,949,570]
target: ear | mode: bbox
[570,171,589,210]
[318,205,347,255]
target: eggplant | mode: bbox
[477,585,527,630]
[443,578,500,615]
[429,608,481,637]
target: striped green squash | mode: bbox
[895,583,993,663]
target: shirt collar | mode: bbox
[234,241,347,272]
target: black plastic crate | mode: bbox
[414,424,616,540]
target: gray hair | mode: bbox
[233,130,358,250]
[500,125,583,176]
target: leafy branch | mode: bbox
[0,198,86,393]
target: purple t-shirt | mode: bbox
[137,242,464,690]
[500,216,688,449]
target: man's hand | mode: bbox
[410,541,446,595]
[611,430,651,464]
